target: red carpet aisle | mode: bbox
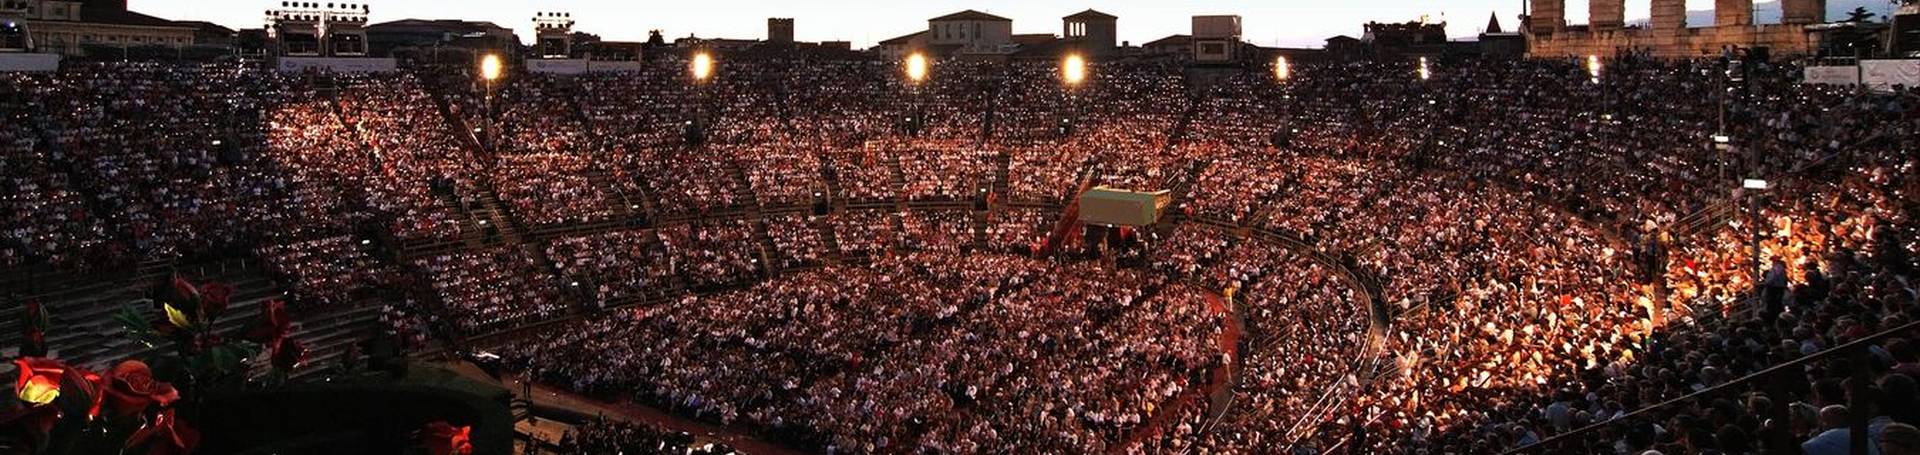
[1115,290,1243,452]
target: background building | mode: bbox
[2,0,199,56]
[364,19,516,61]
[767,17,793,45]
[1526,0,1827,57]
[1191,15,1242,63]
[928,9,1012,55]
[1062,9,1116,57]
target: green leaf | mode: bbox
[113,303,152,335]
[210,345,242,374]
[113,304,167,348]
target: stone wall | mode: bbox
[1529,24,1817,58]
[1529,0,1825,58]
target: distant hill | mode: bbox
[1624,0,1893,26]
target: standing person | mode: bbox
[1883,423,1920,455]
[1762,258,1789,321]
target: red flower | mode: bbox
[4,357,104,442]
[244,300,291,347]
[14,358,69,405]
[424,421,473,455]
[196,282,235,320]
[271,339,307,371]
[126,408,199,455]
[103,360,179,417]
[166,275,200,307]
[63,368,105,420]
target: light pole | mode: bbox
[1062,53,1087,138]
[906,52,928,136]
[690,51,714,145]
[479,53,501,151]
[1743,178,1769,286]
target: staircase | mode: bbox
[413,71,490,157]
[884,144,912,212]
[586,170,646,226]
[751,218,783,275]
[815,215,844,265]
[725,157,763,211]
[467,183,524,246]
[991,151,1012,200]
[4,259,361,375]
[972,207,991,248]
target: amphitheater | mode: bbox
[0,53,1915,455]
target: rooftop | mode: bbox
[1064,9,1118,21]
[930,10,1011,23]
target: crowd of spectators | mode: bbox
[255,235,391,308]
[659,220,761,290]
[830,210,901,259]
[764,213,828,270]
[502,252,1225,453]
[411,246,569,334]
[4,55,1915,455]
[901,209,977,253]
[555,419,719,455]
[545,229,676,306]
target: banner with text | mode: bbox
[276,57,398,73]
[0,53,60,72]
[1863,60,1920,92]
[1802,66,1859,86]
[526,59,644,74]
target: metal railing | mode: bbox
[1504,318,1920,454]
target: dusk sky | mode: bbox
[128,0,1734,48]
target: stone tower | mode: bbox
[1529,0,1565,34]
[1780,0,1827,24]
[1716,0,1754,26]
[1651,0,1688,31]
[1590,0,1625,31]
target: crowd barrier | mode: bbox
[1803,59,1920,91]
[0,53,60,72]
[276,56,399,73]
[525,58,645,74]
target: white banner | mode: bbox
[589,61,644,72]
[527,58,645,74]
[0,53,60,72]
[1862,59,1920,92]
[1802,66,1859,86]
[276,57,397,73]
[526,58,588,74]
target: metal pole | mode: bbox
[1718,68,1727,187]
[1750,182,1762,286]
[485,76,494,151]
[1744,57,1763,286]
